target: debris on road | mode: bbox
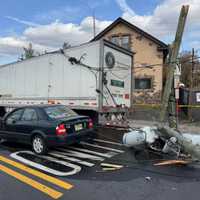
[100,163,123,171]
[123,125,200,162]
[154,160,191,166]
[102,168,120,171]
[122,126,158,148]
[100,163,123,168]
[162,137,180,156]
[145,176,152,181]
[157,125,200,160]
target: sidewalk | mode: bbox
[128,119,200,134]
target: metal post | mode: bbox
[188,48,194,121]
[93,10,96,38]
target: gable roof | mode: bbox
[91,17,168,49]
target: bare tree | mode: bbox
[62,42,71,50]
[179,51,200,88]
[23,43,35,59]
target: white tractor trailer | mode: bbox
[0,40,133,125]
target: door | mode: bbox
[0,108,24,141]
[15,108,39,143]
[102,44,132,108]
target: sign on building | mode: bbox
[196,92,200,103]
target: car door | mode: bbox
[0,108,24,141]
[15,108,39,143]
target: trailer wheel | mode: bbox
[32,135,48,155]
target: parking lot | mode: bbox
[1,127,200,200]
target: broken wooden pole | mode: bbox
[157,125,200,160]
[160,5,189,125]
[154,160,191,166]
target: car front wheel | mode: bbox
[32,135,47,155]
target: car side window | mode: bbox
[21,109,38,121]
[6,109,24,124]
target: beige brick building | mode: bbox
[92,18,168,104]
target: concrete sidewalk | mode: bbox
[128,119,200,134]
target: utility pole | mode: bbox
[83,1,96,38]
[160,5,189,127]
[188,48,195,121]
[92,10,96,38]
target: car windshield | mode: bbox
[44,106,77,119]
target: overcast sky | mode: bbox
[0,0,199,65]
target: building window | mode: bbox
[110,35,130,50]
[135,78,152,89]
[121,35,130,49]
[111,36,120,46]
[21,108,38,121]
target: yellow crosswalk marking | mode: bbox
[0,155,73,190]
[0,163,63,199]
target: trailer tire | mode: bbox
[32,135,48,155]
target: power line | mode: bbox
[133,56,200,70]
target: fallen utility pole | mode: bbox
[160,5,189,126]
[157,125,200,160]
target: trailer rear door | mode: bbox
[102,42,133,108]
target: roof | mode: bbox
[17,104,63,108]
[0,39,134,69]
[0,50,61,69]
[11,104,65,110]
[91,17,168,49]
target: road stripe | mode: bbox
[38,154,81,175]
[68,147,117,158]
[49,151,95,167]
[9,140,124,178]
[0,163,63,199]
[93,139,123,146]
[11,151,81,176]
[0,155,73,190]
[55,148,105,160]
[80,142,124,153]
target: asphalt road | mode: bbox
[0,127,200,200]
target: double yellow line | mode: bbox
[0,155,73,199]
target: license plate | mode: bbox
[75,124,83,131]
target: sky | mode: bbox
[0,0,199,65]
